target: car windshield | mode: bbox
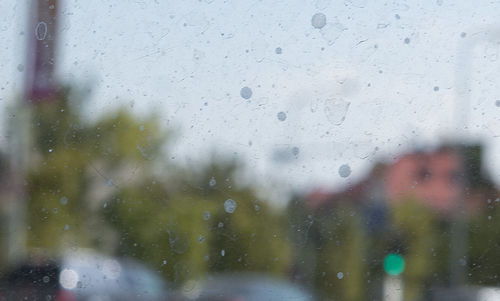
[1,1,500,301]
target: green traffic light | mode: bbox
[384,253,405,276]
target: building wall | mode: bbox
[384,149,463,213]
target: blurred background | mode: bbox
[0,0,499,300]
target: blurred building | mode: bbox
[304,143,499,215]
[289,143,500,300]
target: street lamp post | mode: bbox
[450,26,500,287]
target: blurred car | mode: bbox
[0,259,60,300]
[430,286,500,301]
[0,250,169,301]
[181,273,315,301]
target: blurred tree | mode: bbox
[0,150,11,267]
[287,196,452,301]
[20,87,292,286]
[389,199,439,301]
[105,159,292,286]
[287,199,365,301]
[468,197,500,285]
[24,88,169,252]
[26,90,96,251]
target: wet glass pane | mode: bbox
[0,1,499,300]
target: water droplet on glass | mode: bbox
[488,216,492,220]
[311,13,327,29]
[139,125,144,131]
[324,98,350,125]
[53,208,58,214]
[277,111,287,121]
[198,235,205,243]
[17,64,24,72]
[404,37,410,44]
[218,222,224,228]
[49,149,53,153]
[460,32,467,38]
[43,276,50,283]
[224,199,237,214]
[337,272,344,279]
[162,260,167,265]
[107,179,114,187]
[291,146,300,156]
[63,224,69,231]
[240,86,253,99]
[35,21,47,40]
[221,249,225,256]
[209,177,216,187]
[495,100,500,107]
[436,0,443,5]
[339,164,351,178]
[275,47,282,54]
[433,86,439,91]
[60,197,68,205]
[203,211,211,220]
[103,202,107,208]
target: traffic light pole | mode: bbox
[383,275,403,301]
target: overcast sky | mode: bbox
[1,0,500,204]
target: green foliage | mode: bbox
[287,200,365,301]
[389,199,440,301]
[22,88,292,287]
[26,93,95,250]
[17,86,500,298]
[88,109,167,167]
[315,205,365,301]
[287,196,455,301]
[468,198,500,285]
[462,145,489,189]
[104,162,292,286]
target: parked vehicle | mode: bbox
[0,250,169,301]
[182,273,315,301]
[430,286,500,301]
